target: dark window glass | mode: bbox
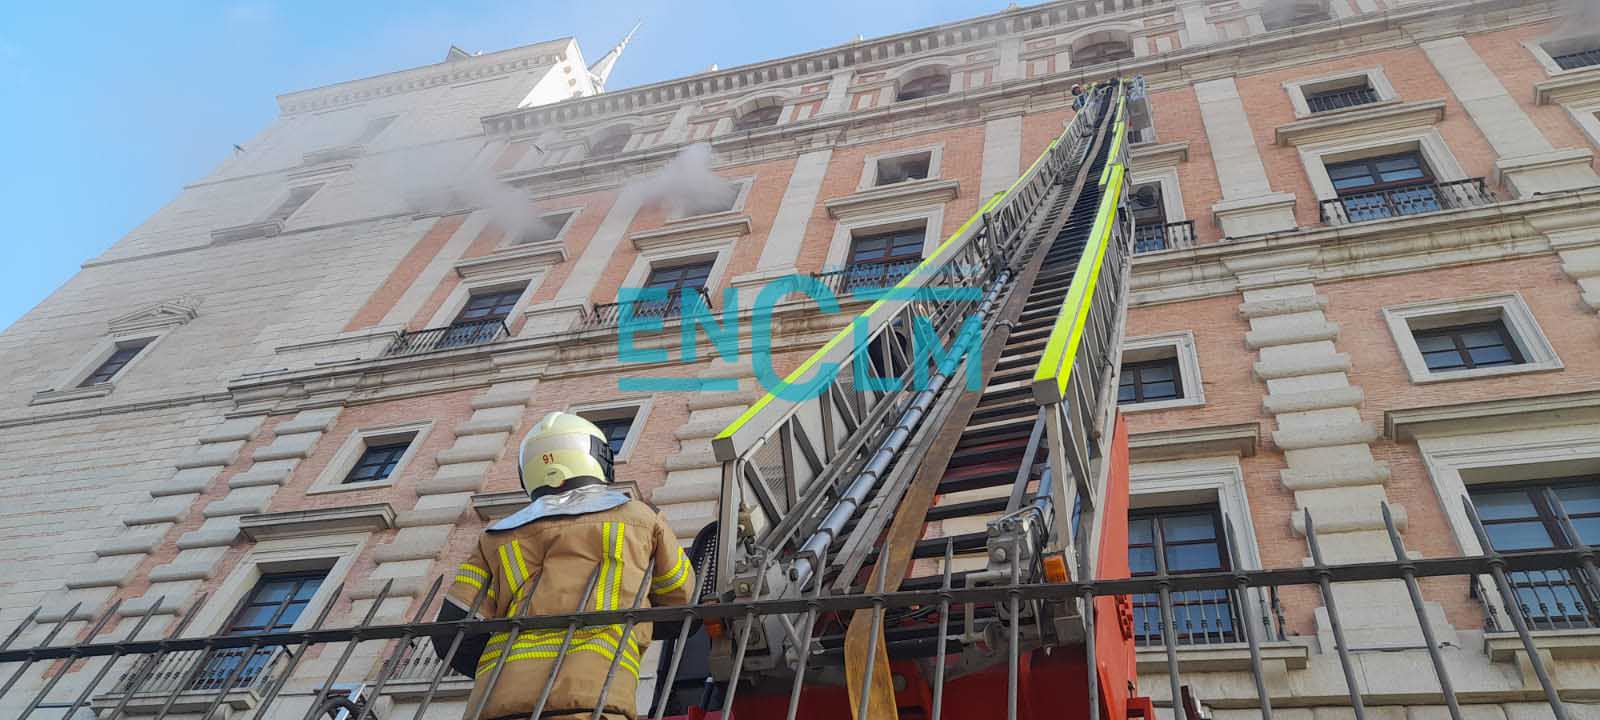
[1118,357,1183,404]
[1326,152,1441,221]
[194,571,327,691]
[733,105,783,131]
[1468,480,1600,628]
[1130,183,1171,253]
[844,227,924,290]
[1552,45,1600,71]
[634,261,714,318]
[591,130,630,157]
[454,288,524,324]
[1305,83,1378,113]
[897,74,950,102]
[79,340,152,387]
[1411,320,1524,372]
[589,416,636,456]
[343,440,412,484]
[875,153,932,185]
[1128,506,1238,645]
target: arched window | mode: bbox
[590,129,631,158]
[1073,39,1134,67]
[896,73,950,102]
[733,104,783,131]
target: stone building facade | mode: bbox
[3,0,1600,717]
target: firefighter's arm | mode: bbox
[433,540,497,677]
[648,514,697,606]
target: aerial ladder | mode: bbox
[668,78,1153,720]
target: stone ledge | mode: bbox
[30,384,115,406]
[274,407,342,435]
[176,517,242,549]
[1385,390,1600,441]
[418,462,491,495]
[228,462,294,488]
[1263,386,1363,415]
[1291,502,1405,536]
[198,416,266,444]
[1244,321,1340,350]
[95,526,169,557]
[1272,421,1379,451]
[1486,628,1600,662]
[664,446,719,472]
[823,179,960,221]
[472,489,533,521]
[152,467,221,496]
[174,441,245,469]
[148,556,222,583]
[1273,99,1446,147]
[1136,640,1310,674]
[251,431,322,462]
[1280,462,1391,491]
[239,503,395,541]
[350,575,432,601]
[64,556,141,589]
[210,219,283,244]
[201,486,275,518]
[630,212,753,251]
[1129,423,1260,462]
[1238,293,1327,319]
[372,525,453,563]
[1252,353,1350,380]
[124,494,197,526]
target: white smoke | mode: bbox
[621,142,737,217]
[371,142,544,242]
[1551,0,1600,41]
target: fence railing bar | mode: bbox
[1082,562,1099,720]
[1304,510,1366,720]
[356,575,444,720]
[1223,523,1272,720]
[649,608,699,720]
[18,598,122,718]
[0,607,40,654]
[194,641,268,720]
[857,555,892,720]
[1463,497,1570,720]
[0,601,81,702]
[590,557,657,720]
[932,540,955,720]
[1006,536,1023,720]
[522,564,607,720]
[721,555,773,720]
[411,574,492,720]
[785,546,829,720]
[1153,533,1185,720]
[104,593,209,720]
[1380,502,1462,720]
[251,582,348,720]
[298,579,394,720]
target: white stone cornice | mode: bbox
[1129,140,1189,169]
[1128,422,1260,461]
[276,39,571,115]
[1385,391,1600,441]
[824,178,961,220]
[239,503,396,541]
[1533,67,1600,106]
[1272,99,1447,147]
[453,241,567,281]
[108,296,202,334]
[628,213,753,252]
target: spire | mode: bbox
[588,21,641,93]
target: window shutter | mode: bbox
[268,183,323,223]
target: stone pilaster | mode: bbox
[654,362,758,542]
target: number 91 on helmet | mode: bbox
[516,411,615,498]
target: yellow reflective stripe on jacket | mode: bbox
[476,625,641,675]
[498,541,533,609]
[595,522,625,611]
[652,549,691,594]
[454,562,495,599]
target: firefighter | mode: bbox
[433,412,696,720]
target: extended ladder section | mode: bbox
[709,79,1140,683]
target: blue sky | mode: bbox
[0,0,1003,332]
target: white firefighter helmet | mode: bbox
[517,411,615,496]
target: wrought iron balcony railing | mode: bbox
[382,318,510,357]
[1478,567,1600,633]
[811,259,922,297]
[1320,178,1494,226]
[1553,48,1600,71]
[1131,585,1288,648]
[1132,220,1195,254]
[581,287,714,330]
[101,646,288,701]
[1306,86,1379,113]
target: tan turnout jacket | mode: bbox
[447,499,695,719]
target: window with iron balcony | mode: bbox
[1129,506,1249,646]
[1469,480,1600,631]
[1321,152,1493,225]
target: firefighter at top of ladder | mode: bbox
[433,412,696,720]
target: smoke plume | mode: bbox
[621,142,737,217]
[371,141,546,243]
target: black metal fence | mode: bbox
[811,260,922,297]
[382,318,510,357]
[1553,48,1600,71]
[0,501,1594,720]
[1320,178,1494,226]
[1132,220,1195,254]
[581,287,714,330]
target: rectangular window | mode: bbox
[674,181,741,218]
[520,211,574,245]
[874,152,933,186]
[193,571,327,691]
[842,226,923,291]
[79,339,151,387]
[1469,481,1600,628]
[1128,506,1240,645]
[343,441,413,484]
[439,286,524,348]
[635,261,714,318]
[1412,320,1525,372]
[1304,81,1379,113]
[1130,183,1170,253]
[1547,39,1600,71]
[1119,357,1183,405]
[267,183,323,224]
[590,416,635,457]
[1326,152,1440,222]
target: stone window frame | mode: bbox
[34,328,175,405]
[1282,66,1398,119]
[504,207,583,249]
[1118,331,1205,412]
[307,420,433,495]
[568,396,655,464]
[1414,423,1600,630]
[1523,34,1600,76]
[424,274,542,331]
[1126,167,1188,223]
[620,237,738,303]
[1298,128,1467,203]
[1564,100,1600,149]
[1381,291,1561,385]
[184,532,367,637]
[857,144,945,191]
[666,176,754,221]
[823,207,947,273]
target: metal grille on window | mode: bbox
[1327,152,1440,222]
[1469,481,1600,629]
[845,227,923,291]
[1128,507,1242,645]
[1412,320,1524,372]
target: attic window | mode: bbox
[734,104,783,131]
[590,130,631,157]
[897,73,950,102]
[874,152,932,186]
